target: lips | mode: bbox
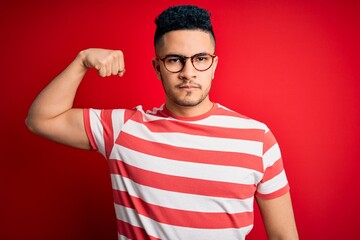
[177,84,201,89]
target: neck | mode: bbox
[165,98,214,118]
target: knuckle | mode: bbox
[113,50,123,60]
[115,50,123,56]
[99,59,108,66]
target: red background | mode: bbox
[1,0,359,239]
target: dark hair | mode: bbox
[154,5,215,48]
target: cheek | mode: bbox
[161,72,177,84]
[201,72,214,86]
[160,74,174,90]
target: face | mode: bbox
[152,30,218,111]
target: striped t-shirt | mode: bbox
[83,103,289,240]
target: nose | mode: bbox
[179,58,196,80]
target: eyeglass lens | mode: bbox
[163,54,214,73]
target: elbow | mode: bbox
[25,114,42,135]
[25,115,36,133]
[267,229,299,240]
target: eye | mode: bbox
[194,55,209,62]
[165,56,182,64]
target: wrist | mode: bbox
[76,50,89,72]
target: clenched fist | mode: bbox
[79,48,125,77]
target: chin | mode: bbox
[173,97,204,107]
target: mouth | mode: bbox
[177,84,201,90]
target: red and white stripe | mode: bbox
[84,104,289,240]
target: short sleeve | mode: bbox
[83,108,127,159]
[256,129,290,199]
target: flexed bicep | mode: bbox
[26,48,126,149]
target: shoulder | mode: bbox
[213,103,270,132]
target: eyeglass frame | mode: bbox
[156,52,217,73]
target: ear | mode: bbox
[152,58,162,80]
[211,56,219,79]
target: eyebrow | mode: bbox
[163,52,210,58]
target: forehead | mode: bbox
[156,30,215,56]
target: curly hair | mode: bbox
[154,5,215,49]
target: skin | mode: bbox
[26,29,298,239]
[257,192,299,239]
[152,30,218,117]
[26,48,124,149]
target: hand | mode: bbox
[79,48,126,77]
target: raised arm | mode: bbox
[25,48,125,149]
[256,192,299,240]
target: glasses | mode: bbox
[157,53,216,73]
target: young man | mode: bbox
[26,5,298,240]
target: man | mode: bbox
[26,5,298,240]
